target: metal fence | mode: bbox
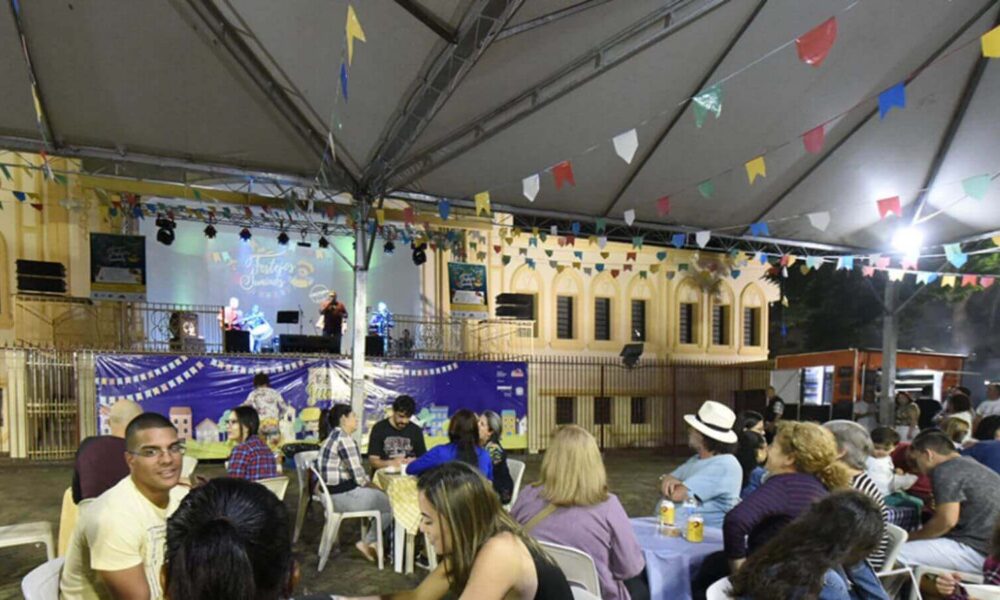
[0,345,771,460]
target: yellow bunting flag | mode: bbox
[982,24,1000,58]
[992,236,1000,247]
[941,275,957,288]
[346,5,367,66]
[376,209,385,225]
[475,191,491,216]
[746,156,766,185]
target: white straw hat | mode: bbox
[683,400,738,444]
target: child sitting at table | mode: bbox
[867,427,918,497]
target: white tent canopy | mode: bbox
[3,0,1000,253]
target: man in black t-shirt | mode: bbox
[367,395,427,470]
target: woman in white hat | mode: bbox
[658,400,742,528]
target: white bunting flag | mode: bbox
[807,211,831,232]
[612,129,639,164]
[522,174,540,202]
[696,231,711,248]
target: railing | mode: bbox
[386,315,534,357]
[0,346,770,460]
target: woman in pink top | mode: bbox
[511,425,648,600]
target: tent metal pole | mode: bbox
[879,280,899,427]
[350,200,370,435]
[495,0,612,41]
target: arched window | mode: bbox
[590,273,619,343]
[675,278,703,346]
[626,277,653,343]
[510,265,542,338]
[552,270,583,341]
[740,284,767,348]
[710,283,735,348]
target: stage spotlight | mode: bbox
[239,227,252,242]
[384,240,395,255]
[155,216,176,246]
[203,224,217,239]
[411,242,427,266]
[318,236,330,249]
[277,230,289,245]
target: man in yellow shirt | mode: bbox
[61,413,189,600]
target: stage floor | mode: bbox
[0,449,678,598]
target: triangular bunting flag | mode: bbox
[502,255,511,266]
[837,256,854,271]
[695,231,711,248]
[438,200,451,220]
[632,236,644,249]
[749,222,770,237]
[340,63,349,101]
[475,191,491,216]
[796,17,837,67]
[656,252,667,261]
[698,180,714,199]
[544,250,553,257]
[610,269,620,278]
[571,222,581,235]
[523,174,540,202]
[888,269,905,282]
[573,251,583,260]
[961,274,978,287]
[626,252,637,261]
[944,243,968,268]
[805,256,823,270]
[596,264,605,273]
[807,211,831,232]
[982,24,1000,57]
[624,209,636,226]
[692,83,723,128]
[553,161,575,190]
[599,252,609,260]
[494,245,503,254]
[346,5,367,66]
[802,124,825,154]
[745,156,766,185]
[595,218,606,234]
[941,275,956,288]
[877,196,901,219]
[878,82,905,119]
[981,277,995,288]
[613,129,638,164]
[597,236,608,249]
[962,174,990,200]
[529,237,538,248]
[650,265,660,274]
[623,265,632,273]
[671,233,685,249]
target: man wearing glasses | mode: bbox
[61,413,189,600]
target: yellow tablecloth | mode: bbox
[375,470,421,535]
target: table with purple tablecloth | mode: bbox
[630,517,724,600]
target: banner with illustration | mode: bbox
[95,354,528,459]
[447,262,489,319]
[90,233,147,301]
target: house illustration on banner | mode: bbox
[170,407,193,440]
[196,418,220,443]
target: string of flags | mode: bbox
[456,9,1000,246]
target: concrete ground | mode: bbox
[0,450,682,599]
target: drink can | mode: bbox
[658,500,675,527]
[687,515,704,543]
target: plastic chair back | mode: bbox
[181,455,198,479]
[880,523,908,573]
[538,541,600,596]
[571,588,600,600]
[507,459,526,508]
[706,576,732,600]
[309,465,338,516]
[21,557,64,600]
[57,488,76,557]
[258,476,290,500]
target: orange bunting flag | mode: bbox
[962,274,979,287]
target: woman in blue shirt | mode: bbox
[729,490,889,600]
[405,409,493,480]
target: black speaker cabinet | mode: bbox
[365,335,384,357]
[224,330,251,353]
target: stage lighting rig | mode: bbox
[155,216,176,246]
[411,242,427,266]
[277,230,290,246]
[203,224,217,239]
[239,227,252,241]
[384,240,395,255]
[318,236,330,248]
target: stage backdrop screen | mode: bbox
[138,220,420,342]
[95,354,528,458]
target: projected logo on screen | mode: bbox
[235,248,314,300]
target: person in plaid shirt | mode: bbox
[227,406,278,481]
[319,403,392,562]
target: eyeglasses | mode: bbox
[129,443,186,459]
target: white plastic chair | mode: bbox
[910,565,990,600]
[571,588,600,600]
[505,459,526,510]
[0,522,55,560]
[706,576,732,600]
[181,455,198,479]
[880,523,908,573]
[21,557,64,600]
[292,450,319,543]
[258,476,290,500]
[309,465,384,572]
[539,541,600,596]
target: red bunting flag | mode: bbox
[875,256,891,269]
[877,196,901,219]
[796,17,838,67]
[403,206,415,225]
[610,269,620,278]
[802,125,825,154]
[981,277,995,288]
[657,196,671,217]
[31,203,43,212]
[553,161,575,190]
[962,274,978,287]
[862,266,875,277]
[493,245,502,254]
[623,265,633,272]
[901,258,918,271]
[626,252,637,262]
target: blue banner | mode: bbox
[95,354,528,458]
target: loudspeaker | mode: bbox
[365,335,384,357]
[224,330,251,353]
[16,260,66,278]
[16,260,67,294]
[276,311,300,324]
[495,293,534,320]
[620,343,644,368]
[278,334,338,354]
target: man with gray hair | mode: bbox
[72,400,143,503]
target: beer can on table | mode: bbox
[687,515,704,543]
[658,499,675,527]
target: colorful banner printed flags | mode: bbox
[796,17,838,67]
[346,5,366,66]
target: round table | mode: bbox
[630,517,724,600]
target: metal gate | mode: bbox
[1,348,83,460]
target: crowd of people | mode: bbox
[54,381,1000,600]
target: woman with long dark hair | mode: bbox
[164,478,297,600]
[406,409,493,480]
[479,410,514,504]
[734,430,767,499]
[729,490,889,599]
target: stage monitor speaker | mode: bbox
[16,259,67,294]
[495,293,534,320]
[224,330,251,353]
[278,334,338,354]
[365,335,384,357]
[276,311,300,324]
[16,259,66,278]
